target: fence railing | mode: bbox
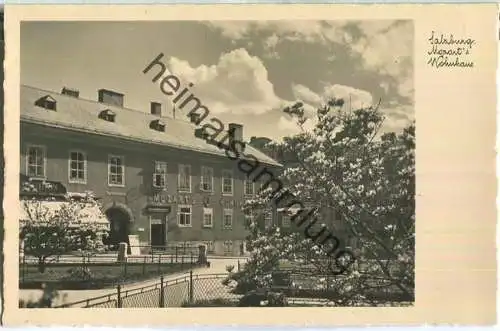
[55,271,232,308]
[20,244,200,263]
[19,249,201,287]
[53,267,412,308]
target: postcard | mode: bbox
[2,3,497,326]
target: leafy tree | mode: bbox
[20,182,108,273]
[238,98,415,304]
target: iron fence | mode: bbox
[19,249,200,288]
[53,268,412,308]
[54,271,234,308]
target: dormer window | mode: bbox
[195,127,210,140]
[150,119,166,132]
[35,95,57,111]
[99,109,116,122]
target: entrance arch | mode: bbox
[104,205,132,249]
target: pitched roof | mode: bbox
[20,85,282,167]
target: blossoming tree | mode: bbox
[20,181,109,272]
[238,98,415,303]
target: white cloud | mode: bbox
[205,20,413,102]
[292,83,374,111]
[350,21,414,102]
[205,21,252,39]
[398,76,414,100]
[292,84,322,106]
[164,48,285,115]
[264,33,279,49]
[263,33,280,59]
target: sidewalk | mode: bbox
[19,257,246,307]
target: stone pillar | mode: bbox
[117,242,128,262]
[198,244,207,265]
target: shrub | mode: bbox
[63,266,94,281]
[225,265,235,273]
[267,291,288,307]
[238,289,267,307]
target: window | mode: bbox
[244,209,255,227]
[108,155,125,186]
[26,145,46,178]
[222,170,233,195]
[223,209,233,229]
[264,209,273,229]
[224,241,233,254]
[205,241,215,253]
[35,95,57,111]
[99,109,116,122]
[282,215,291,228]
[178,164,191,192]
[244,180,255,196]
[68,150,86,183]
[153,161,167,188]
[203,208,213,227]
[201,166,214,192]
[178,205,192,227]
[149,119,166,132]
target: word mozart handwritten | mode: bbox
[427,31,475,69]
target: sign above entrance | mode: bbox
[147,192,247,208]
[148,193,192,205]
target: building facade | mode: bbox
[20,85,282,256]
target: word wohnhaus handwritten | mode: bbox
[427,31,475,68]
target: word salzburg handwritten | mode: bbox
[427,31,475,69]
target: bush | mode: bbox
[238,290,288,307]
[238,289,267,307]
[226,271,257,294]
[267,291,288,307]
[271,271,292,287]
[63,266,94,281]
[225,265,235,273]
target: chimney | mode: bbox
[150,102,162,116]
[98,89,124,107]
[61,87,80,98]
[228,123,243,144]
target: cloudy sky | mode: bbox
[21,20,413,142]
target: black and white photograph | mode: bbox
[17,19,416,309]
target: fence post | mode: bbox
[143,256,146,275]
[237,260,240,272]
[175,246,178,263]
[22,254,26,283]
[157,255,161,273]
[189,270,194,304]
[117,285,122,308]
[124,260,128,277]
[159,276,165,307]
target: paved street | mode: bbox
[19,257,247,307]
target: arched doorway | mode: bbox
[104,207,131,251]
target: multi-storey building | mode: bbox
[19,84,282,256]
